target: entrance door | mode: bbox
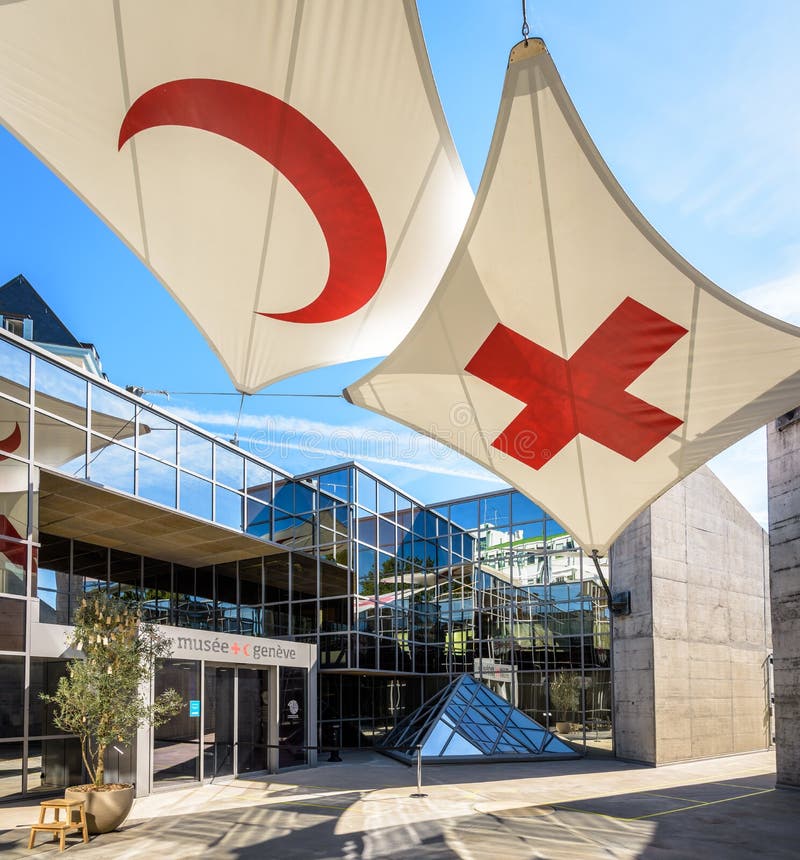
[237,668,270,774]
[279,667,307,768]
[203,665,234,779]
[153,659,201,783]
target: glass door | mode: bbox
[153,659,200,783]
[237,668,270,774]
[203,665,234,780]
[279,667,307,768]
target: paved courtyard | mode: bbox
[0,749,796,859]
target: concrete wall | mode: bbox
[767,417,800,788]
[612,466,771,765]
[609,508,655,763]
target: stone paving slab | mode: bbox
[0,749,796,858]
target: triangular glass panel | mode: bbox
[377,674,580,763]
[443,732,483,756]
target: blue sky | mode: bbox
[1,1,798,522]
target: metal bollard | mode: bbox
[410,744,428,798]
[327,724,342,763]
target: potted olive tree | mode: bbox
[41,592,182,833]
[549,672,581,734]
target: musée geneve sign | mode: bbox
[165,626,310,669]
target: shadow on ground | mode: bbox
[1,766,797,859]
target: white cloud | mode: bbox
[169,404,505,487]
[235,434,506,484]
[736,269,800,326]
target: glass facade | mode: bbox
[0,330,612,797]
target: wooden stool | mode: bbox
[28,798,89,852]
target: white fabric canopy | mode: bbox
[346,39,800,555]
[0,0,472,392]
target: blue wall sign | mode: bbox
[189,699,201,718]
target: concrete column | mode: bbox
[134,676,153,796]
[609,508,656,764]
[767,413,800,789]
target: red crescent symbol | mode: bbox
[243,644,251,657]
[119,79,387,324]
[0,422,21,461]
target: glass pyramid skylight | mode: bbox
[378,674,579,763]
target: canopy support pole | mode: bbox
[591,550,612,605]
[591,550,630,616]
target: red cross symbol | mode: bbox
[231,642,241,655]
[465,297,687,470]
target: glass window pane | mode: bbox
[319,469,349,501]
[357,546,376,596]
[26,738,83,795]
[0,396,29,458]
[215,486,242,530]
[138,455,176,508]
[29,658,70,737]
[72,541,107,596]
[378,484,395,518]
[291,554,317,602]
[0,603,25,654]
[245,498,271,540]
[396,496,413,530]
[449,500,478,532]
[109,549,141,600]
[142,558,172,624]
[0,742,23,798]
[357,510,377,546]
[239,558,263,637]
[0,657,24,735]
[0,338,30,401]
[34,413,86,477]
[215,445,244,491]
[180,471,212,520]
[246,461,272,499]
[273,479,293,512]
[89,437,135,494]
[90,386,136,443]
[295,482,314,514]
[138,409,177,463]
[378,518,395,551]
[479,495,510,530]
[512,492,544,524]
[0,486,28,573]
[420,719,452,756]
[36,536,70,624]
[357,472,377,511]
[215,562,238,633]
[179,427,212,478]
[443,732,482,756]
[34,359,87,424]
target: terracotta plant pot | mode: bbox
[65,784,135,834]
